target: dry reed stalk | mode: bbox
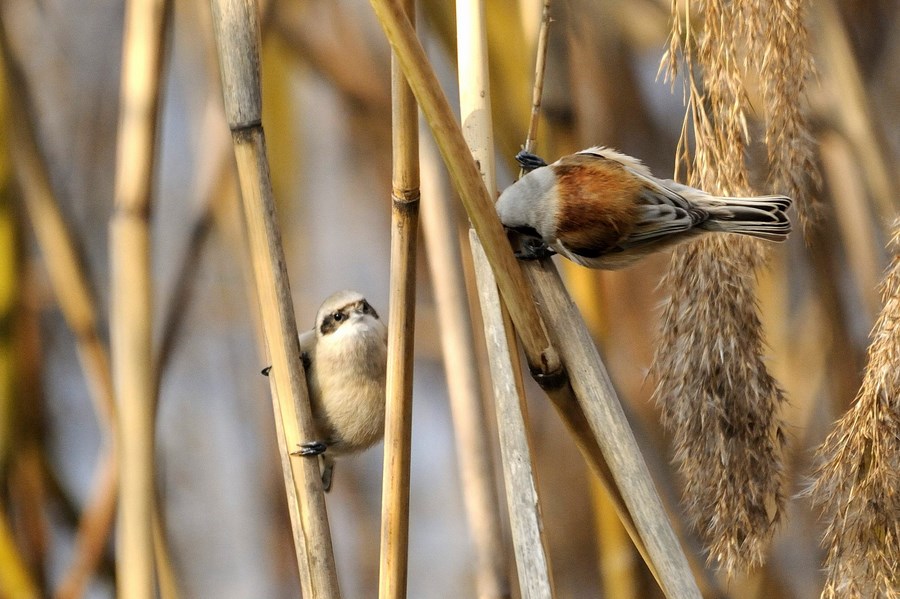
[655,0,793,574]
[0,508,39,599]
[378,0,419,594]
[808,217,900,599]
[417,0,533,163]
[811,0,900,228]
[470,233,555,599]
[515,4,699,596]
[6,109,121,599]
[525,262,701,599]
[0,35,124,597]
[367,0,561,382]
[457,0,554,596]
[561,265,642,597]
[208,0,340,596]
[420,135,509,599]
[152,505,179,599]
[110,0,171,594]
[818,132,882,322]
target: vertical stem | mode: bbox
[471,234,555,599]
[367,0,561,380]
[457,1,554,596]
[5,93,120,599]
[420,134,509,599]
[110,0,170,595]
[208,0,340,596]
[378,0,420,596]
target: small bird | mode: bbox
[496,147,792,269]
[265,290,387,491]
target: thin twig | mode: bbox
[378,0,419,595]
[522,0,551,157]
[208,0,340,595]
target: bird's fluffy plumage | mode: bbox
[496,146,792,269]
[300,290,387,457]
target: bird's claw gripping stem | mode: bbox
[292,441,327,457]
[515,238,556,261]
[516,150,548,171]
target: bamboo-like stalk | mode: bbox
[367,0,561,382]
[5,87,120,599]
[514,3,697,594]
[368,0,697,593]
[812,0,900,227]
[819,132,882,322]
[457,0,554,596]
[420,135,509,598]
[207,0,340,596]
[471,233,555,599]
[1,35,186,596]
[378,0,419,595]
[110,0,170,594]
[524,262,701,598]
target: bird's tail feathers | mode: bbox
[698,195,792,242]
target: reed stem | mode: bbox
[110,0,170,594]
[457,0,554,595]
[420,135,509,598]
[378,0,420,595]
[367,0,561,381]
[208,0,340,595]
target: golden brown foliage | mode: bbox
[808,218,900,599]
[654,0,818,574]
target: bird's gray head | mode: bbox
[315,290,383,339]
[495,166,559,240]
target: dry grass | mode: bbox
[653,0,817,574]
[807,218,900,599]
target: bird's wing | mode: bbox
[570,149,703,250]
[620,188,705,248]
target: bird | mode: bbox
[263,290,387,491]
[496,146,792,269]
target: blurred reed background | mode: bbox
[0,0,897,597]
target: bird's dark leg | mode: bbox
[516,150,549,172]
[291,441,328,457]
[321,457,335,493]
[515,237,557,261]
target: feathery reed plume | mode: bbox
[808,218,900,599]
[655,0,790,574]
[750,0,819,238]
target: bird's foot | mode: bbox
[261,365,272,376]
[291,441,328,457]
[516,150,548,171]
[515,238,556,261]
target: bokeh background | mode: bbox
[0,0,898,597]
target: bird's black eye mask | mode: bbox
[319,309,345,336]
[319,300,378,336]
